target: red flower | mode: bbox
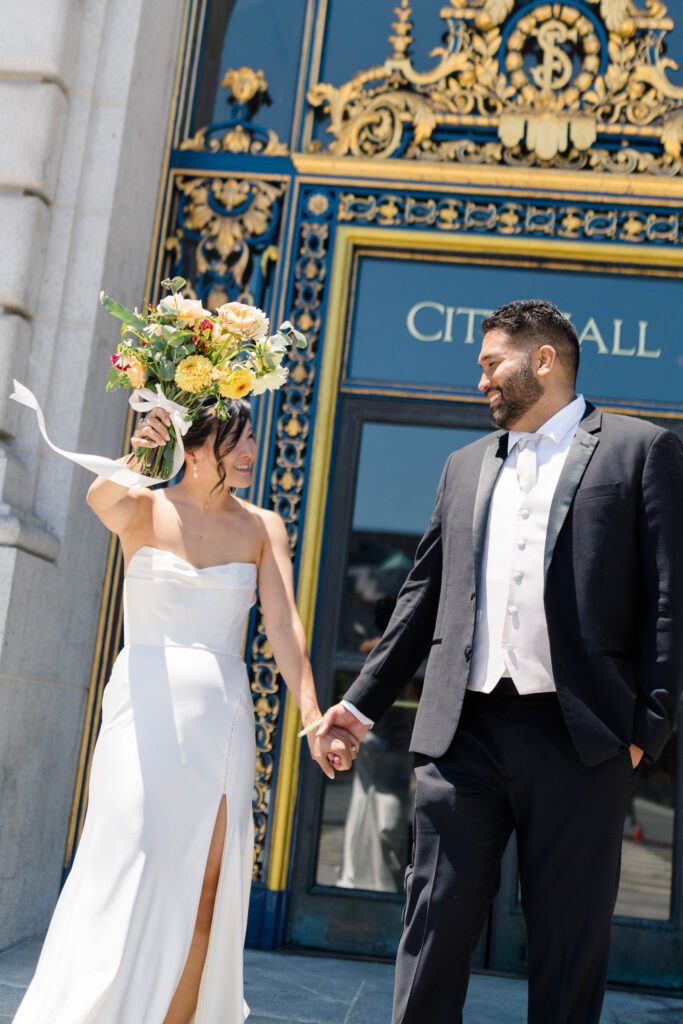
[111,353,122,368]
[191,319,213,349]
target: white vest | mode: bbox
[468,396,586,694]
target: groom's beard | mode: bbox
[487,355,543,428]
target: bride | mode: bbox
[14,399,355,1024]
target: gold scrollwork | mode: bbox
[338,189,679,243]
[165,175,287,309]
[308,0,683,173]
[163,171,290,878]
[249,212,329,881]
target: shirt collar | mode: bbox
[508,394,586,452]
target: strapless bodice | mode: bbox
[123,545,257,657]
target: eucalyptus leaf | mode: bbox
[160,277,187,294]
[105,368,128,392]
[100,292,148,330]
[159,359,177,382]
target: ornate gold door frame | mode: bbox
[65,0,683,960]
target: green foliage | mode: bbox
[160,276,187,294]
[106,368,131,392]
[100,292,147,331]
[158,359,177,382]
[278,321,307,349]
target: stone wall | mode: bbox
[0,0,184,949]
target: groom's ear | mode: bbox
[535,344,558,378]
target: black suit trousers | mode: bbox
[392,689,635,1024]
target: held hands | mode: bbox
[317,703,370,750]
[307,725,359,780]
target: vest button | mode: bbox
[464,645,472,661]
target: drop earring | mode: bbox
[192,460,199,480]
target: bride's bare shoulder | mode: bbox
[234,499,287,541]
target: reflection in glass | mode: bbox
[616,729,677,920]
[317,673,417,893]
[316,422,488,892]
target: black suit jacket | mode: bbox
[343,404,683,766]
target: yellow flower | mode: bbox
[214,365,256,399]
[175,354,214,393]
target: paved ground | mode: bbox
[1,938,682,1022]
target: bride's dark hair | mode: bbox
[183,399,252,494]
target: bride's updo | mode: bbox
[183,399,252,493]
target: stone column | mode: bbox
[0,0,184,948]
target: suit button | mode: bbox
[464,645,472,661]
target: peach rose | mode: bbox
[113,352,147,389]
[157,293,211,326]
[215,302,268,341]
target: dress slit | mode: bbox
[13,553,257,1023]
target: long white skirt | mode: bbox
[14,644,255,1023]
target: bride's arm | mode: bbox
[257,509,355,778]
[86,408,169,534]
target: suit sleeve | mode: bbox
[632,430,683,761]
[342,454,451,724]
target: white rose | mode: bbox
[255,336,287,368]
[215,301,269,340]
[251,365,289,395]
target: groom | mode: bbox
[319,299,683,1024]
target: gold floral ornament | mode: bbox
[307,0,683,174]
[168,175,287,307]
[180,66,287,156]
[221,67,267,105]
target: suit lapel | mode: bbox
[472,433,508,588]
[543,404,602,580]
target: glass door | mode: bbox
[286,396,490,956]
[287,396,682,985]
[489,726,682,987]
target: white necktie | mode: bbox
[516,434,543,493]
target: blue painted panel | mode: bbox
[354,423,487,534]
[193,0,309,144]
[346,252,683,410]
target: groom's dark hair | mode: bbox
[481,299,580,380]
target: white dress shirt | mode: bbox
[468,394,586,693]
[344,394,587,722]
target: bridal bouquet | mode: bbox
[101,276,306,480]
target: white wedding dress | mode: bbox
[14,545,257,1024]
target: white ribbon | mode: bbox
[10,380,192,489]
